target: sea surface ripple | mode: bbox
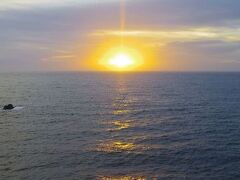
[1,72,240,179]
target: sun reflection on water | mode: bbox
[96,76,139,153]
[113,109,131,115]
[96,141,135,153]
[112,120,131,131]
[98,175,147,180]
[111,95,137,116]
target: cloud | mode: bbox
[1,0,240,71]
[92,27,240,46]
[125,0,240,27]
[42,54,76,62]
[0,0,122,11]
[156,40,240,71]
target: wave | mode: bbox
[13,106,24,111]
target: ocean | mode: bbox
[1,72,240,179]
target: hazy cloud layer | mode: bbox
[0,0,240,71]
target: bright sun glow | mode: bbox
[97,46,145,71]
[89,39,156,72]
[108,53,134,68]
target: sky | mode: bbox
[1,0,240,72]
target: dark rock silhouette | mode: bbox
[3,104,14,110]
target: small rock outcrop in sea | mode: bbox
[3,104,15,110]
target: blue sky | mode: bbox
[1,0,240,71]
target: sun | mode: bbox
[108,53,134,69]
[98,46,144,71]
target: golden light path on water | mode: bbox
[98,176,147,180]
[96,76,151,179]
[111,120,131,131]
[96,1,149,179]
[96,77,138,153]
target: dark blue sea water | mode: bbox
[1,72,240,179]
